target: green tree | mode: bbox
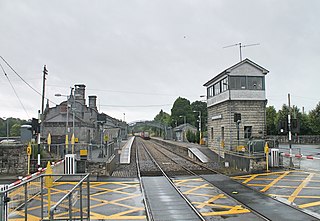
[309,102,320,134]
[171,97,195,127]
[154,109,171,125]
[266,106,277,135]
[10,123,21,136]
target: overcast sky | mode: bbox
[1,0,320,123]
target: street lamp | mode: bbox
[55,89,75,154]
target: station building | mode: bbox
[203,58,269,153]
[42,84,127,145]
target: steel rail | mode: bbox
[135,139,153,221]
[149,140,320,221]
[139,140,206,221]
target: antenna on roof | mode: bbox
[223,42,260,61]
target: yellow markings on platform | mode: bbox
[288,173,314,203]
[260,171,290,192]
[195,194,226,209]
[9,181,146,221]
[174,178,252,217]
[233,171,320,210]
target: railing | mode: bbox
[0,173,90,221]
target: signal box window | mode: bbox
[244,126,252,139]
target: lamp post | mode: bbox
[55,88,74,154]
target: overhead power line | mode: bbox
[100,104,172,108]
[0,62,30,118]
[0,56,57,106]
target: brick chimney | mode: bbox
[88,95,97,110]
[74,84,86,105]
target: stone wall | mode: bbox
[224,152,266,172]
[207,100,266,151]
[0,144,27,175]
[267,135,320,145]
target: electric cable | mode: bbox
[0,56,57,105]
[0,62,30,118]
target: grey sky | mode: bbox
[1,0,320,122]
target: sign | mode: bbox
[212,114,223,121]
[264,142,269,154]
[27,144,32,156]
[80,149,88,156]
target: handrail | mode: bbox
[49,173,90,218]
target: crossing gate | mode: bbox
[270,148,280,167]
[65,154,76,174]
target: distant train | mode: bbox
[134,131,151,140]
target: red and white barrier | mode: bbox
[281,153,320,160]
[8,159,64,188]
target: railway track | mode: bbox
[136,138,206,221]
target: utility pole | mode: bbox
[41,65,48,116]
[288,93,294,168]
[38,65,47,169]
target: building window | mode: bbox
[221,78,228,92]
[214,82,221,95]
[244,126,252,139]
[230,76,246,90]
[247,76,264,90]
[207,86,214,98]
[211,128,214,140]
[221,127,224,140]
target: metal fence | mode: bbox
[0,173,90,221]
[279,147,301,169]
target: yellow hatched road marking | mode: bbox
[183,184,210,194]
[299,201,320,209]
[288,173,314,203]
[195,194,226,209]
[260,171,290,192]
[90,211,146,220]
[201,205,250,216]
[242,174,259,184]
[8,211,40,221]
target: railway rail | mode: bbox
[136,138,206,221]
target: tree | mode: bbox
[266,106,277,135]
[171,97,195,126]
[309,102,320,134]
[154,109,171,126]
[10,123,21,136]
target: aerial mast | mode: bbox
[223,42,260,61]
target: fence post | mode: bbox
[41,176,44,220]
[68,194,72,220]
[80,183,83,221]
[24,183,28,221]
[87,176,90,220]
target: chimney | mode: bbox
[74,84,86,105]
[88,95,97,110]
